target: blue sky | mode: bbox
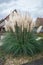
[0,0,43,19]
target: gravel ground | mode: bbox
[0,58,43,65]
[22,58,43,65]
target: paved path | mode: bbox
[0,58,4,65]
[0,35,4,46]
[22,58,43,65]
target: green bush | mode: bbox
[1,23,43,56]
[39,38,43,52]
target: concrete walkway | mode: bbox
[0,35,4,46]
[22,58,43,65]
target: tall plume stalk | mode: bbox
[4,10,34,32]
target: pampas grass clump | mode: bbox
[2,22,42,56]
